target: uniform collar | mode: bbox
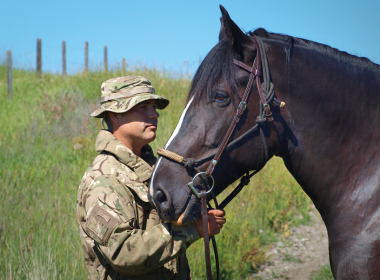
[95,130,153,196]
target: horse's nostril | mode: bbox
[155,189,167,204]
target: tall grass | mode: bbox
[0,66,311,279]
[311,265,334,280]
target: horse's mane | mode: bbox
[252,28,379,70]
[188,28,379,104]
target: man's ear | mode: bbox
[108,112,116,121]
[108,112,120,127]
[218,5,252,53]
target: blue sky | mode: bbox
[2,0,379,75]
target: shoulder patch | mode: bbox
[86,204,119,245]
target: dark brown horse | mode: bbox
[149,5,380,279]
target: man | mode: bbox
[76,76,226,279]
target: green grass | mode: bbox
[310,264,334,280]
[0,66,313,279]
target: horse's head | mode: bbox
[149,6,286,223]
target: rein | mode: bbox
[157,35,284,280]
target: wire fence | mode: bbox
[5,38,126,99]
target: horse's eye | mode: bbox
[214,93,227,102]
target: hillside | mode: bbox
[0,66,313,279]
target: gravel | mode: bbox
[251,205,329,280]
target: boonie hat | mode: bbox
[91,76,169,118]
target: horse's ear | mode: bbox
[219,5,251,49]
[219,17,226,41]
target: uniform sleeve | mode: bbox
[83,175,200,276]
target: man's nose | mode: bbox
[149,107,159,119]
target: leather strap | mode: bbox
[205,36,261,177]
[202,191,212,280]
[233,59,261,76]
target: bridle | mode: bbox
[156,35,284,280]
[157,34,284,280]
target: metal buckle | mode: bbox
[238,101,247,111]
[187,172,215,199]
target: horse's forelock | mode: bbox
[187,39,240,105]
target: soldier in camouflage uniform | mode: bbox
[76,76,226,280]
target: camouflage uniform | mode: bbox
[77,76,200,279]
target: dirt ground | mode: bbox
[251,205,329,280]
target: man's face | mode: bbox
[116,100,159,147]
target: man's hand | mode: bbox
[194,209,226,237]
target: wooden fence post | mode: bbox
[85,41,88,73]
[7,50,12,99]
[37,38,42,78]
[62,40,66,77]
[122,57,126,72]
[104,46,108,71]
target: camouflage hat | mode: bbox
[91,76,169,118]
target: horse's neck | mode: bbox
[279,45,380,220]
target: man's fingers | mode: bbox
[209,218,225,230]
[215,217,226,224]
[209,216,226,225]
[210,229,220,236]
[193,208,226,237]
[208,209,226,217]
